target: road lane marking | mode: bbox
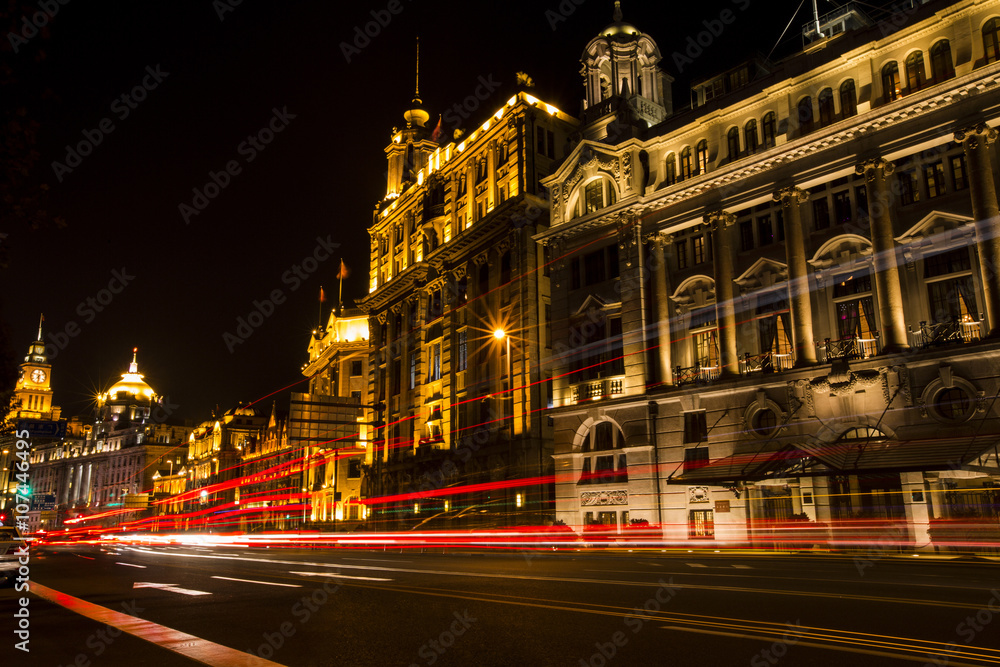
[289,571,393,582]
[123,547,989,610]
[30,582,285,667]
[116,562,146,568]
[133,581,211,596]
[211,576,302,588]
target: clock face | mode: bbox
[31,369,46,384]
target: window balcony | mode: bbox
[571,376,625,403]
[673,364,721,385]
[822,333,880,362]
[739,351,794,375]
[909,318,983,349]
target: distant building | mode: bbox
[540,1,1000,548]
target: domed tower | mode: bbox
[97,348,158,424]
[13,315,58,419]
[580,1,672,140]
[384,38,439,200]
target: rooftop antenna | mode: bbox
[812,0,823,38]
[414,36,420,100]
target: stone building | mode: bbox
[540,1,1000,549]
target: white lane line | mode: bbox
[289,571,393,582]
[31,582,284,667]
[341,557,412,563]
[134,582,211,596]
[211,576,302,588]
[116,562,147,568]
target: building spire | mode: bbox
[414,36,420,100]
[613,1,622,22]
[129,347,138,374]
[37,313,44,341]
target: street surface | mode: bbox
[4,541,1000,666]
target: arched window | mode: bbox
[930,40,955,82]
[797,97,814,135]
[579,421,627,485]
[840,80,858,118]
[882,62,900,102]
[680,147,693,179]
[984,18,1000,64]
[745,119,759,153]
[906,51,926,92]
[762,112,777,148]
[695,140,709,174]
[818,88,835,126]
[727,128,740,160]
[664,153,677,185]
[575,177,617,217]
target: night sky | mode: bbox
[1,0,828,422]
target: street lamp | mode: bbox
[494,328,514,526]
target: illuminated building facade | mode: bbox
[27,348,190,528]
[542,1,1000,547]
[356,76,578,529]
[298,307,370,527]
[184,404,265,530]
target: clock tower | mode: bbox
[14,315,56,420]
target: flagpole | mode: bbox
[318,286,323,329]
[338,258,344,314]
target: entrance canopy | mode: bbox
[667,437,999,485]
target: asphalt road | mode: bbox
[4,541,1000,666]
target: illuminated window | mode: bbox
[951,154,968,190]
[695,140,709,174]
[689,509,714,538]
[727,127,740,160]
[675,240,688,270]
[456,329,468,372]
[679,147,693,179]
[693,236,705,264]
[882,62,900,102]
[833,269,876,344]
[925,161,946,198]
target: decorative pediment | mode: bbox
[574,294,611,317]
[895,210,974,246]
[807,234,873,270]
[671,274,715,307]
[735,257,788,291]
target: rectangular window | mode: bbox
[756,215,773,246]
[813,198,830,230]
[925,161,946,198]
[740,220,754,251]
[951,154,968,190]
[683,446,709,470]
[347,459,361,478]
[855,184,868,219]
[429,344,441,381]
[833,191,851,224]
[683,411,708,444]
[693,236,705,264]
[607,243,619,279]
[676,240,688,269]
[689,509,715,538]
[899,170,920,205]
[409,353,417,389]
[457,329,468,371]
[776,209,785,241]
[924,247,972,278]
[350,360,363,376]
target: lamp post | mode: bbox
[494,329,514,525]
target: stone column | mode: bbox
[955,123,1000,336]
[617,215,648,393]
[705,210,739,376]
[856,157,909,352]
[646,232,673,385]
[774,187,817,365]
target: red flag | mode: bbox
[337,260,350,279]
[431,115,442,143]
[319,287,326,302]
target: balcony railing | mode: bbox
[571,376,626,403]
[673,364,721,385]
[909,318,983,349]
[823,333,880,361]
[739,351,794,375]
